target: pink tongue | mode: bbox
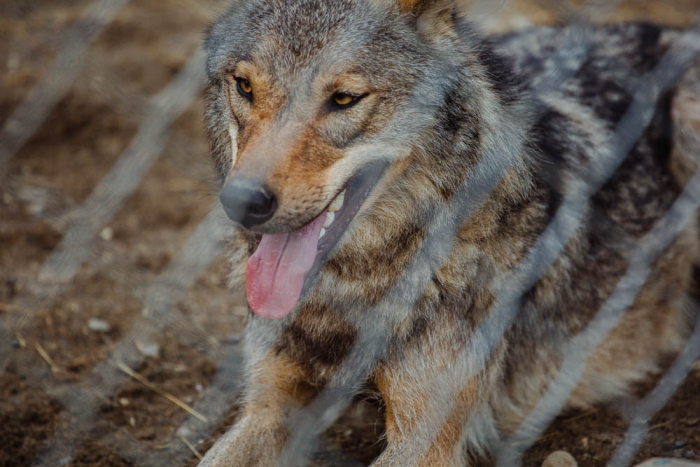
[246,214,325,319]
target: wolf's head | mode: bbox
[204,0,500,319]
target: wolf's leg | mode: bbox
[670,54,700,304]
[198,352,313,467]
[670,56,700,188]
[371,323,505,467]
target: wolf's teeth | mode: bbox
[328,190,346,212]
[319,228,326,239]
[324,211,335,228]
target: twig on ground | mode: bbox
[649,420,672,431]
[563,409,599,424]
[35,342,60,373]
[15,333,27,348]
[180,434,203,460]
[538,430,561,442]
[113,360,208,422]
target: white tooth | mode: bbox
[323,211,335,228]
[319,228,326,239]
[329,190,346,212]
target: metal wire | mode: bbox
[496,18,700,465]
[608,307,700,467]
[276,2,630,463]
[29,206,230,466]
[1,1,699,466]
[0,0,132,181]
[0,47,208,371]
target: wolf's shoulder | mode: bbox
[490,23,682,238]
[492,22,679,83]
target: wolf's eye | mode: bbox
[236,78,253,100]
[331,92,362,110]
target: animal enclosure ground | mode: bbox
[1,1,699,466]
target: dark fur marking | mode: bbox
[274,306,357,384]
[568,65,633,128]
[476,39,524,107]
[592,93,677,237]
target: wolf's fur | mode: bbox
[201,0,700,465]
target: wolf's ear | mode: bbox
[396,0,458,36]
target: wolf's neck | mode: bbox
[383,39,537,228]
[322,36,540,305]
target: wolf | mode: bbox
[200,0,700,465]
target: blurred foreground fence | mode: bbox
[1,0,700,466]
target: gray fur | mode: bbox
[200,1,700,465]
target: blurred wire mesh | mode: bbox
[1,0,700,466]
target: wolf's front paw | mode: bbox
[199,418,283,467]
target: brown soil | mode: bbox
[1,1,699,466]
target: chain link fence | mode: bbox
[1,0,700,466]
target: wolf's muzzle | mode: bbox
[220,178,277,228]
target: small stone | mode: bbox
[195,383,203,392]
[542,451,578,467]
[136,341,160,358]
[99,227,113,241]
[118,398,130,407]
[177,427,193,437]
[88,318,111,333]
[674,440,688,449]
[580,437,589,449]
[682,450,696,460]
[129,416,136,427]
[635,459,700,466]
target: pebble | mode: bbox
[542,451,578,467]
[137,342,160,358]
[99,227,114,241]
[635,460,700,466]
[88,318,111,333]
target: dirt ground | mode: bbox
[1,1,699,466]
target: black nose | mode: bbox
[220,178,277,228]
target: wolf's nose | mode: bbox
[220,178,277,228]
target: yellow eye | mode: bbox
[333,93,356,107]
[236,78,253,98]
